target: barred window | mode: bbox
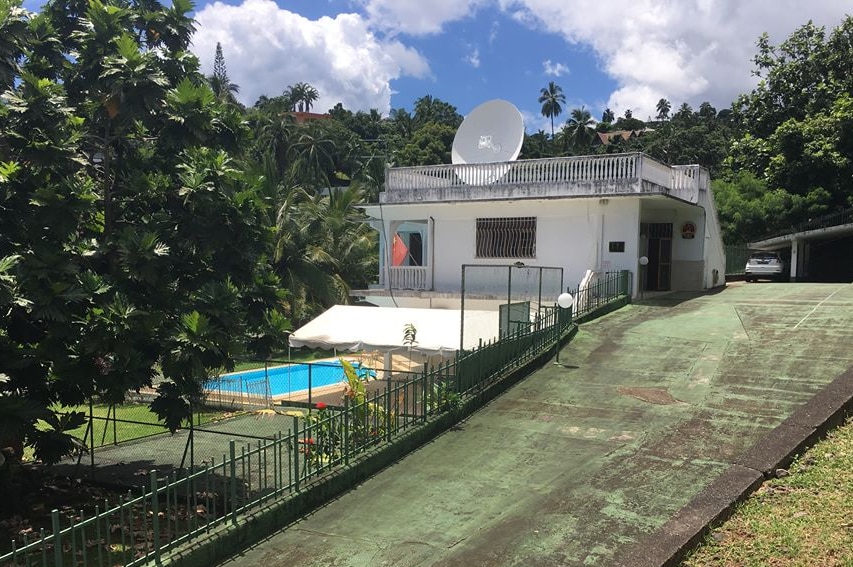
[476,217,536,258]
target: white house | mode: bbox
[352,152,726,310]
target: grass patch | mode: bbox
[684,417,853,566]
[55,403,231,448]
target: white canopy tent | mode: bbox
[288,305,500,357]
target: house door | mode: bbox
[642,223,672,291]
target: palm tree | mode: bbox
[288,82,319,112]
[655,98,671,121]
[674,102,694,121]
[601,108,615,124]
[564,106,595,154]
[538,81,566,139]
[698,101,716,119]
[273,183,375,325]
[389,107,414,138]
[300,83,319,112]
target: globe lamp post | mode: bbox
[555,292,574,365]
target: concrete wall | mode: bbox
[425,197,640,292]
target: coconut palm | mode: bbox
[674,102,694,120]
[656,98,671,121]
[601,107,615,124]
[563,106,595,154]
[538,81,566,139]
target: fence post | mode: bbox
[454,350,460,397]
[88,398,95,478]
[385,384,392,442]
[344,396,350,466]
[229,440,237,525]
[292,416,300,492]
[150,471,162,565]
[51,509,62,567]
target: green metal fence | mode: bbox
[570,270,632,319]
[1,271,630,567]
[725,244,753,276]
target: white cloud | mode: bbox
[360,0,487,35]
[192,0,853,120]
[464,47,481,68]
[503,0,851,118]
[192,0,430,113]
[542,60,569,77]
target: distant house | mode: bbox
[351,151,726,310]
[592,128,655,146]
[287,111,330,124]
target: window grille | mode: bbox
[475,217,536,258]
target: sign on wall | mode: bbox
[681,222,696,239]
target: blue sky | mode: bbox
[22,0,853,133]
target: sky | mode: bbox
[22,0,853,133]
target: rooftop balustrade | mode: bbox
[383,152,701,205]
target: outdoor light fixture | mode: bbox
[639,256,649,266]
[555,292,574,365]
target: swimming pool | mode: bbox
[208,361,372,397]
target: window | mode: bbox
[476,217,536,258]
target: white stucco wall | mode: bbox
[365,185,727,302]
[379,197,642,294]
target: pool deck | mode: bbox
[216,282,853,566]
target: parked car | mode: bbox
[744,251,786,282]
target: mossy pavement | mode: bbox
[216,282,853,567]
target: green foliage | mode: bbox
[395,121,456,166]
[426,380,460,413]
[0,0,289,483]
[412,95,462,129]
[561,106,595,155]
[402,323,417,348]
[726,17,853,229]
[712,171,788,243]
[303,359,392,466]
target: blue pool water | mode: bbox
[209,361,372,397]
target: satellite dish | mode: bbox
[452,99,524,165]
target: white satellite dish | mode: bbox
[452,99,524,185]
[452,99,524,165]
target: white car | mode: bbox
[745,252,786,282]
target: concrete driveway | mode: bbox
[218,282,853,567]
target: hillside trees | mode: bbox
[723,17,853,238]
[247,91,380,325]
[0,0,288,472]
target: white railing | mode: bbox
[387,266,429,290]
[671,165,700,195]
[384,153,701,204]
[387,153,639,191]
